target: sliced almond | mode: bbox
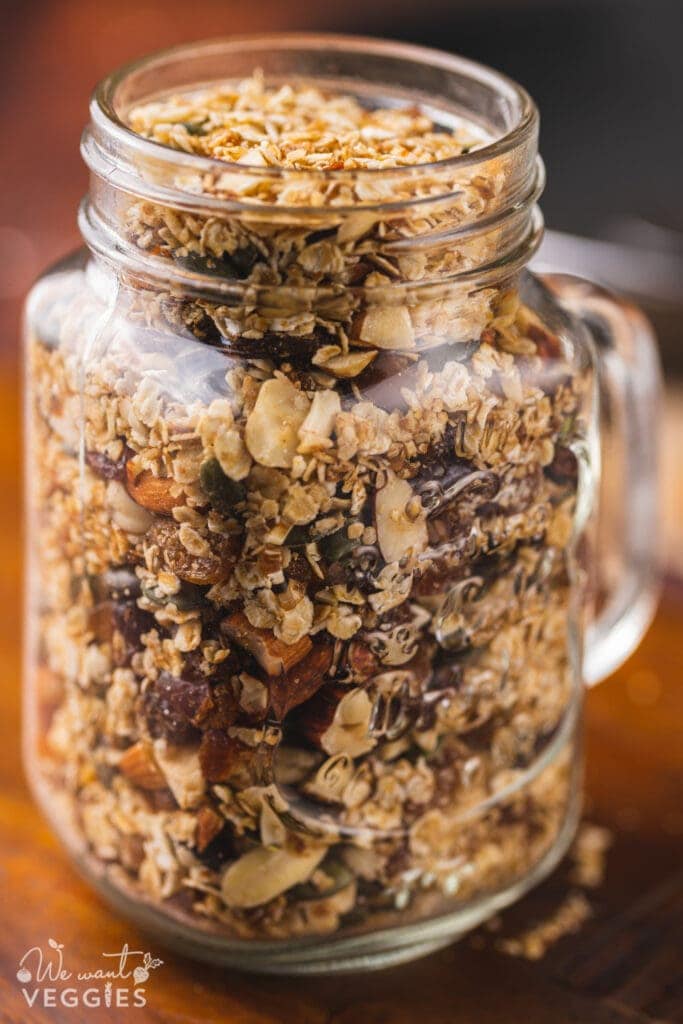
[315,351,378,379]
[221,844,326,909]
[125,461,181,514]
[298,687,376,758]
[221,611,312,676]
[245,377,311,468]
[375,473,428,563]
[355,306,414,350]
[297,390,341,452]
[337,210,377,244]
[118,742,167,790]
[321,688,376,757]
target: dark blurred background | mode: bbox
[1,0,681,552]
[1,0,681,366]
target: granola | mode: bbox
[25,70,591,953]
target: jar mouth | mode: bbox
[87,33,539,214]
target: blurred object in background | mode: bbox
[535,226,682,371]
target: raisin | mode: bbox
[195,681,239,730]
[85,449,126,481]
[286,553,316,588]
[142,671,212,744]
[198,729,251,782]
[544,445,579,486]
[175,244,259,280]
[148,520,240,585]
[195,824,238,871]
[88,600,154,664]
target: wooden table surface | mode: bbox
[0,368,681,1023]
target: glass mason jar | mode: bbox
[23,36,661,973]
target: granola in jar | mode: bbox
[24,37,601,971]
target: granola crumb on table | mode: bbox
[27,73,590,946]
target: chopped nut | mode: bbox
[298,686,376,758]
[221,611,312,676]
[245,377,311,468]
[355,306,414,350]
[153,741,205,809]
[269,640,334,719]
[375,473,428,563]
[118,742,167,790]
[238,672,269,716]
[297,390,341,451]
[106,480,153,535]
[321,688,376,757]
[221,844,326,909]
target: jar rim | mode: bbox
[89,33,539,201]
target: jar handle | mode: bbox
[542,273,663,685]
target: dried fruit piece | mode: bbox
[355,305,414,350]
[544,445,579,486]
[177,245,259,279]
[142,671,212,745]
[118,742,167,790]
[148,520,240,585]
[195,805,226,853]
[86,449,126,481]
[221,611,312,676]
[195,680,240,730]
[375,473,428,563]
[199,729,251,782]
[89,600,155,665]
[344,640,383,683]
[125,461,181,514]
[245,377,311,468]
[220,844,326,909]
[269,641,334,719]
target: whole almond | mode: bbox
[125,461,181,514]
